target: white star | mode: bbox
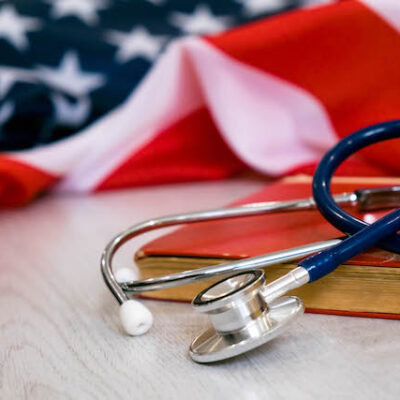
[36,51,106,97]
[169,5,232,35]
[106,27,167,63]
[146,0,165,5]
[46,0,108,26]
[0,101,14,126]
[237,0,287,17]
[0,5,41,51]
[51,94,91,127]
[0,66,37,98]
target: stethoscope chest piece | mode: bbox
[102,120,400,364]
[189,270,304,363]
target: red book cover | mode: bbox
[140,178,400,268]
[137,177,400,319]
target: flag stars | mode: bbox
[51,93,91,127]
[145,0,166,5]
[105,27,168,63]
[46,0,109,26]
[0,5,41,51]
[0,101,14,127]
[237,0,288,17]
[0,66,36,98]
[169,4,232,35]
[36,51,106,97]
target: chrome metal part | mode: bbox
[355,186,400,211]
[263,266,310,303]
[120,238,341,293]
[190,270,303,363]
[101,193,356,304]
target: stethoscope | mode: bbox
[101,120,400,363]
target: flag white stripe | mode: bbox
[185,38,337,175]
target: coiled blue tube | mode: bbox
[300,120,400,282]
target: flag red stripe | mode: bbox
[207,0,400,173]
[96,107,246,191]
[0,157,57,207]
[289,158,398,177]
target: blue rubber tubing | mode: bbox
[299,120,400,282]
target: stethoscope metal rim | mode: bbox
[190,295,304,363]
[192,269,266,311]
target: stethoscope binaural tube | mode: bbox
[300,120,400,282]
[313,120,400,250]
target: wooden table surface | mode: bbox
[1,178,399,400]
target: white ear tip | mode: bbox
[119,300,153,336]
[115,268,137,283]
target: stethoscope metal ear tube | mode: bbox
[101,186,398,305]
[101,192,357,304]
[101,120,400,363]
[119,239,341,293]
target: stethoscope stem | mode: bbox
[101,191,359,305]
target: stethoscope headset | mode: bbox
[101,120,400,363]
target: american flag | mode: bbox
[0,0,399,207]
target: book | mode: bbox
[135,175,400,319]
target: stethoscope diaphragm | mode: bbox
[190,270,304,363]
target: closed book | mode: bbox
[135,176,400,319]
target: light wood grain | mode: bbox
[1,178,399,400]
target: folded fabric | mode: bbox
[1,0,400,206]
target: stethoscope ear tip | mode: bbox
[115,267,137,283]
[120,299,153,336]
